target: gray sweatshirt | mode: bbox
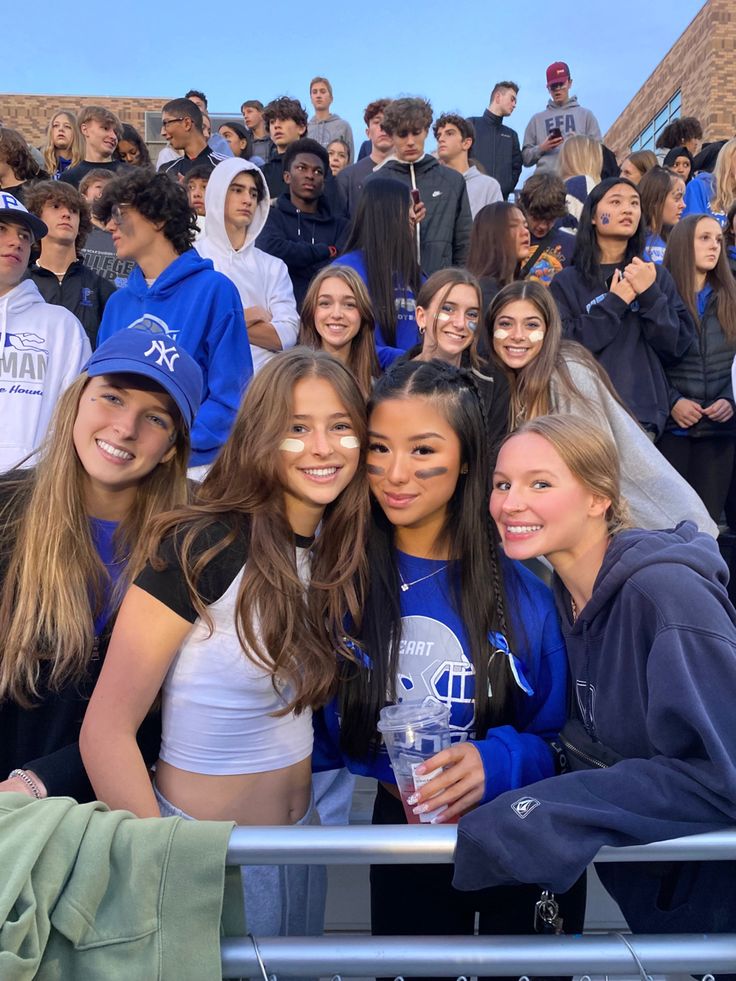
[551,357,718,537]
[307,113,355,162]
[522,96,601,174]
[463,165,502,218]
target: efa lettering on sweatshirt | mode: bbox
[0,331,48,391]
[544,115,578,135]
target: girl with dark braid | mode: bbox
[314,358,585,979]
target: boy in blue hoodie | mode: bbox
[95,170,252,469]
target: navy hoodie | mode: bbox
[256,193,349,308]
[97,249,252,466]
[453,524,736,936]
[550,263,695,435]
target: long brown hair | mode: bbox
[466,202,523,286]
[416,267,483,368]
[638,166,683,240]
[299,265,379,399]
[664,214,736,344]
[0,376,190,706]
[145,348,369,714]
[487,280,627,427]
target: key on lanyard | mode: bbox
[534,890,564,934]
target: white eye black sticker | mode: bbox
[279,438,305,452]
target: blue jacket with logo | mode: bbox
[97,249,252,465]
[313,556,567,805]
[453,524,736,935]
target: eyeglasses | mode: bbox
[548,81,568,91]
[109,204,132,227]
[161,117,186,130]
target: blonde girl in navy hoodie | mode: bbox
[456,413,736,977]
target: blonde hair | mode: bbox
[558,135,603,183]
[712,138,736,215]
[0,375,190,705]
[42,110,84,175]
[508,414,631,535]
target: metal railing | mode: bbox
[221,825,736,978]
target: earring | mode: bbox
[460,463,469,474]
[419,325,425,335]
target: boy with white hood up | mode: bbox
[196,158,299,374]
[0,192,90,471]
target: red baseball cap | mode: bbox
[546,62,570,85]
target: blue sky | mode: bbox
[9,0,704,150]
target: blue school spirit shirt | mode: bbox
[89,517,126,636]
[97,249,252,466]
[314,553,568,804]
[336,250,422,368]
[682,171,727,227]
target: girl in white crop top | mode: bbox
[81,348,369,938]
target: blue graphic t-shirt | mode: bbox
[89,517,125,635]
[313,552,569,803]
[395,551,477,735]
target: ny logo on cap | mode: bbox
[145,339,179,371]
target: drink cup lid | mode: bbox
[377,699,450,733]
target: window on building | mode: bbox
[630,90,681,151]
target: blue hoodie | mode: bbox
[313,557,567,805]
[682,170,728,227]
[453,524,736,935]
[97,250,252,466]
[336,249,422,369]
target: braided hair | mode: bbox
[338,359,518,758]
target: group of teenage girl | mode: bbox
[2,156,736,975]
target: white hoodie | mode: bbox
[0,280,91,471]
[196,158,299,374]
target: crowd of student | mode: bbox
[1,60,736,978]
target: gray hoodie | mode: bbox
[522,96,601,174]
[307,113,355,162]
[196,157,298,374]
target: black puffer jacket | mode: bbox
[369,155,471,276]
[666,289,736,437]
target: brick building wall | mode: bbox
[0,93,172,148]
[604,0,735,160]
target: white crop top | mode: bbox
[135,521,313,775]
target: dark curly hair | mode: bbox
[262,96,308,131]
[0,128,42,182]
[93,168,197,254]
[24,180,92,254]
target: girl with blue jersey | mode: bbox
[315,359,584,978]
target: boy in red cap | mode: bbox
[522,61,601,175]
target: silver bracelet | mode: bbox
[8,768,43,799]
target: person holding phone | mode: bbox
[522,61,601,175]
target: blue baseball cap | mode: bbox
[0,191,48,240]
[84,330,203,430]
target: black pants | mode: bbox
[370,783,587,981]
[657,433,735,523]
